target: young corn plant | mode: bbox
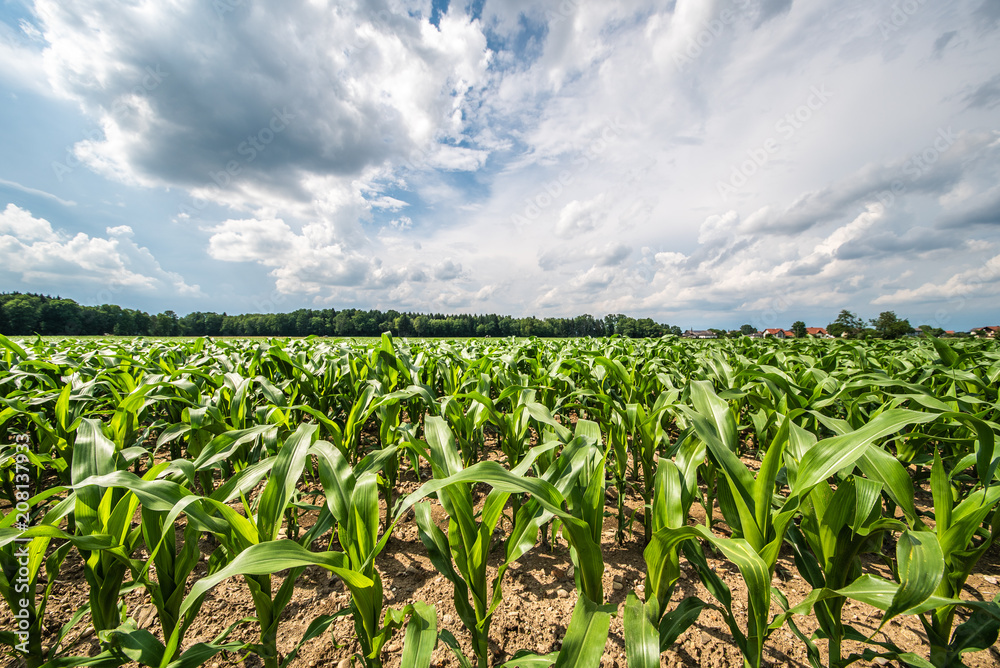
[63,468,257,668]
[137,423,332,668]
[314,435,438,668]
[791,408,1000,666]
[405,416,528,667]
[779,407,927,668]
[656,381,943,668]
[917,448,1000,666]
[465,387,569,468]
[786,472,905,668]
[618,393,674,544]
[71,418,154,636]
[623,456,706,668]
[440,392,488,467]
[399,417,611,668]
[0,498,113,668]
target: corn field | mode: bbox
[0,332,998,668]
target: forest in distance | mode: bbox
[0,291,953,340]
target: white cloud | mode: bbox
[426,145,490,171]
[207,218,296,263]
[432,259,465,281]
[206,216,379,293]
[555,196,607,238]
[0,204,200,297]
[0,177,76,207]
[873,254,1000,305]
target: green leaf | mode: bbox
[553,594,614,668]
[0,332,28,360]
[179,541,363,621]
[100,622,165,667]
[257,423,318,541]
[885,530,944,625]
[949,596,1000,660]
[624,591,659,668]
[400,601,438,668]
[927,333,959,368]
[794,410,939,495]
[658,597,707,650]
[930,450,951,537]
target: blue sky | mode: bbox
[1,0,999,330]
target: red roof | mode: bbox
[805,327,827,335]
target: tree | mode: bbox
[740,324,757,335]
[393,314,413,336]
[918,324,945,338]
[616,317,638,337]
[150,311,179,336]
[828,309,864,338]
[3,295,42,334]
[113,310,135,336]
[871,311,913,339]
[636,318,661,338]
[791,321,807,338]
[333,311,354,336]
[604,313,626,336]
[411,315,429,336]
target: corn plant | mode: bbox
[623,429,708,667]
[652,382,942,668]
[313,433,437,668]
[0,500,112,668]
[399,417,609,667]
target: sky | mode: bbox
[0,0,999,331]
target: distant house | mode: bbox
[683,329,717,339]
[971,326,999,338]
[806,327,831,338]
[762,328,786,339]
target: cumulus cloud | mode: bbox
[31,1,491,194]
[555,196,607,238]
[0,204,200,297]
[873,254,1000,304]
[432,259,465,281]
[206,217,382,293]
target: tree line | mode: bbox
[0,293,686,338]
